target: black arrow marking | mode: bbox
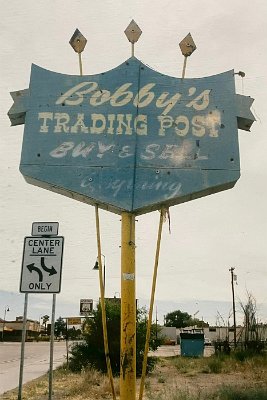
[27,263,43,282]
[40,257,57,276]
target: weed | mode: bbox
[207,357,223,373]
[146,386,204,400]
[218,385,267,400]
[66,367,120,397]
[200,365,210,374]
[144,380,152,391]
[173,355,224,375]
[157,375,166,383]
[172,357,190,373]
[233,350,249,362]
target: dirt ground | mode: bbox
[144,358,251,399]
[1,353,267,400]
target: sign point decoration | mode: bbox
[124,20,142,44]
[69,28,87,53]
[179,33,197,57]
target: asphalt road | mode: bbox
[0,341,67,395]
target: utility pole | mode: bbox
[1,306,9,342]
[229,267,237,348]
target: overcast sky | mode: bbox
[1,0,267,326]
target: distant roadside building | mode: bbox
[0,316,41,341]
[176,325,267,344]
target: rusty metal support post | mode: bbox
[120,212,136,400]
[181,56,187,79]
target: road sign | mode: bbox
[8,58,255,215]
[67,317,81,325]
[80,299,93,315]
[20,236,64,293]
[32,222,59,236]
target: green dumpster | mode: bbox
[180,332,204,357]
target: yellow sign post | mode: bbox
[120,212,136,399]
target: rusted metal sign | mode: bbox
[8,57,254,215]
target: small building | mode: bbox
[158,326,177,345]
[0,316,41,341]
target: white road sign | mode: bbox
[31,222,59,236]
[20,236,64,293]
[80,299,93,315]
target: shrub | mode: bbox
[68,303,163,375]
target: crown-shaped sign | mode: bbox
[8,58,254,215]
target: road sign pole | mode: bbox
[49,293,56,400]
[120,212,136,400]
[18,293,28,400]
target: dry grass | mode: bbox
[144,354,267,399]
[0,366,120,400]
[1,353,267,400]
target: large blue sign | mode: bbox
[9,57,254,215]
